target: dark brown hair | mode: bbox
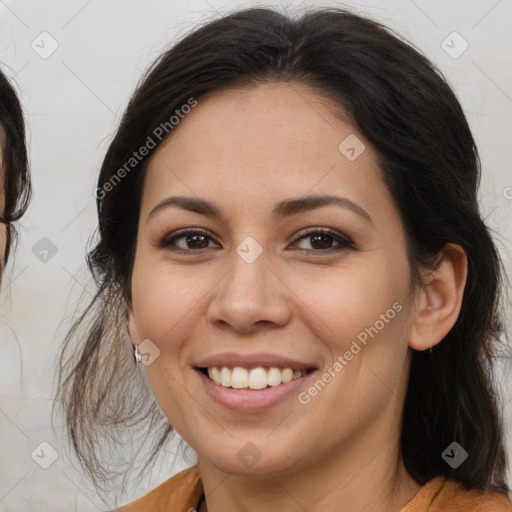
[55,5,511,499]
[0,67,31,264]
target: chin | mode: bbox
[198,441,303,477]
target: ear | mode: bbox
[126,300,140,346]
[409,243,468,351]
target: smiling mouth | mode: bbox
[197,366,317,390]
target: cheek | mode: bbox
[130,260,204,421]
[293,253,412,405]
[293,255,409,347]
[299,304,410,445]
[130,256,219,356]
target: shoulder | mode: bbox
[113,464,203,512]
[402,476,512,512]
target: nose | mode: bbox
[206,248,292,334]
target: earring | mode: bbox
[133,344,142,364]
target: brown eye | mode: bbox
[292,228,354,253]
[160,229,217,252]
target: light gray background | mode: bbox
[0,0,511,510]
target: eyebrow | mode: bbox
[147,194,374,227]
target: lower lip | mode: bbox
[195,368,317,413]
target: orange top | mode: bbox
[116,464,512,512]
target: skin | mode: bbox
[127,82,467,512]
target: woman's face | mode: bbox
[128,82,419,476]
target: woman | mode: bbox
[56,7,512,512]
[0,68,31,279]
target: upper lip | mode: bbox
[193,352,317,370]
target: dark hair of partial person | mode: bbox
[54,5,511,498]
[0,68,31,264]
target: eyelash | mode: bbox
[159,227,354,255]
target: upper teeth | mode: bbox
[207,366,305,389]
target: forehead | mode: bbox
[142,82,392,223]
[158,81,354,152]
